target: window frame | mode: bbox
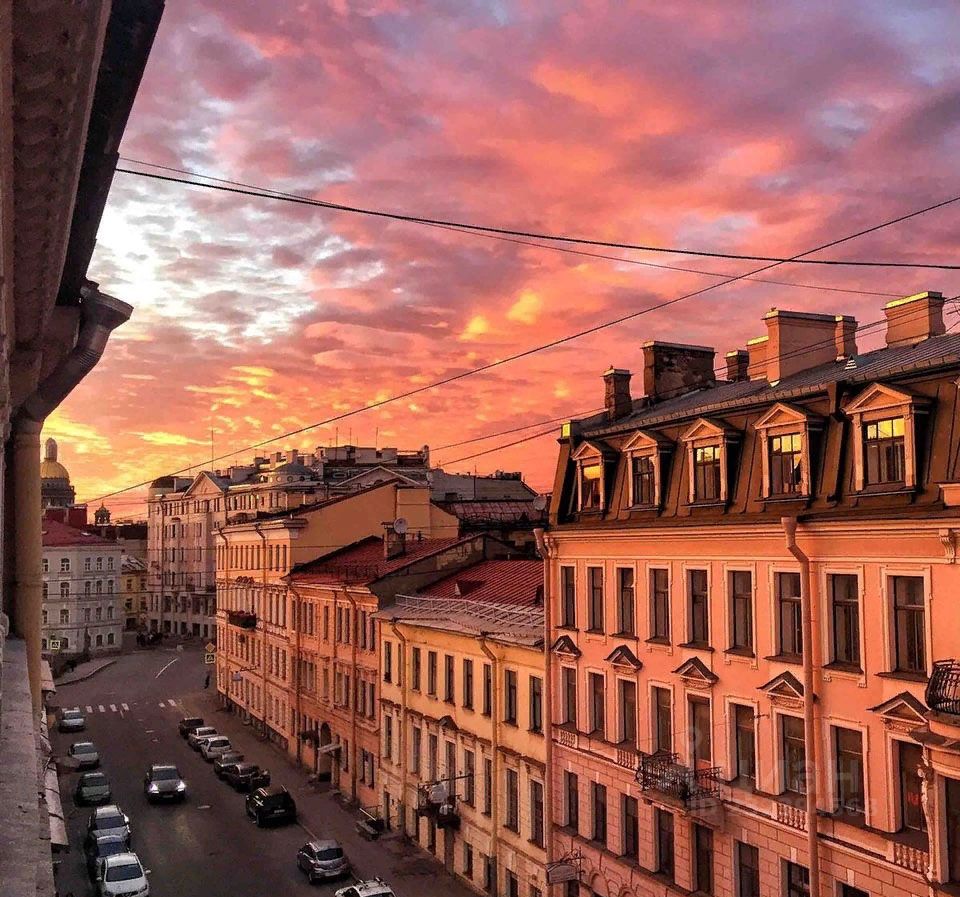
[560,566,577,629]
[622,430,671,509]
[651,684,673,754]
[727,568,754,655]
[649,567,671,643]
[588,671,605,738]
[888,573,928,675]
[561,666,577,728]
[587,566,604,633]
[776,571,803,660]
[615,567,636,636]
[828,573,862,670]
[779,713,806,796]
[832,724,866,818]
[686,568,710,647]
[655,808,674,880]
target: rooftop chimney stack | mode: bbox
[835,316,858,359]
[641,341,716,403]
[725,349,749,382]
[602,367,633,420]
[383,523,406,560]
[761,309,857,384]
[884,291,945,348]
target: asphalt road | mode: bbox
[50,647,335,897]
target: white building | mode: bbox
[41,519,123,656]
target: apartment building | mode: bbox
[546,292,960,897]
[378,559,547,897]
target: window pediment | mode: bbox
[758,670,810,710]
[622,429,672,453]
[679,417,738,444]
[671,656,718,688]
[754,402,821,432]
[868,691,927,733]
[843,382,927,417]
[551,634,581,658]
[605,644,643,671]
[571,439,616,463]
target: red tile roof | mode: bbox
[417,558,544,607]
[41,518,117,547]
[289,535,472,585]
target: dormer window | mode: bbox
[631,456,655,505]
[580,464,603,509]
[694,446,721,501]
[680,418,738,505]
[622,430,672,509]
[571,440,616,513]
[770,434,802,494]
[864,417,904,485]
[754,402,822,499]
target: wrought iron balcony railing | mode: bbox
[226,610,257,630]
[636,751,721,805]
[927,659,960,716]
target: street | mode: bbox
[50,645,471,897]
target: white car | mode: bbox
[187,726,218,749]
[97,851,149,897]
[200,736,233,762]
[335,879,396,897]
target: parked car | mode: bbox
[96,851,149,897]
[86,805,131,846]
[213,750,244,778]
[245,785,297,826]
[144,764,187,802]
[334,879,396,897]
[85,833,127,881]
[178,717,204,738]
[297,839,350,883]
[69,741,100,769]
[58,708,86,733]
[200,736,233,762]
[187,726,218,749]
[224,763,270,793]
[75,772,112,806]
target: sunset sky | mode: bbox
[47,1,960,516]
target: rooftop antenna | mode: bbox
[375,426,379,450]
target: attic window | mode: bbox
[622,430,670,509]
[580,464,603,510]
[754,403,822,499]
[680,418,739,505]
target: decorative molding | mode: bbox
[605,644,643,671]
[671,656,718,689]
[759,670,807,710]
[938,527,959,563]
[551,634,582,658]
[868,691,927,733]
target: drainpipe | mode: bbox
[289,582,303,768]
[344,586,359,802]
[11,286,131,711]
[782,517,821,897]
[255,524,268,737]
[534,527,554,877]
[391,620,409,836]
[215,527,229,709]
[480,634,500,895]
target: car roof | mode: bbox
[73,741,95,748]
[181,716,203,722]
[257,784,287,796]
[354,881,395,896]
[63,708,83,715]
[307,838,341,851]
[150,764,179,773]
[81,772,107,781]
[94,804,123,817]
[104,852,140,868]
[236,762,258,771]
[93,832,125,844]
[207,735,230,742]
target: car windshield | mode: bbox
[152,768,180,780]
[106,863,142,882]
[208,738,229,746]
[84,774,107,785]
[95,815,124,830]
[74,742,94,751]
[63,711,82,719]
[317,847,344,860]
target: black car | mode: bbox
[224,763,271,793]
[178,717,205,738]
[245,785,296,826]
[74,772,112,806]
[83,832,126,881]
[144,764,187,802]
[214,750,245,778]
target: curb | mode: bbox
[56,659,117,686]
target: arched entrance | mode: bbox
[316,722,333,781]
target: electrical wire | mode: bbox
[115,159,960,270]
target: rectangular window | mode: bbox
[384,716,393,761]
[464,750,475,805]
[734,704,756,783]
[592,782,607,846]
[427,734,438,780]
[650,568,670,641]
[899,741,926,832]
[782,715,806,795]
[694,824,713,895]
[412,647,421,691]
[777,572,803,658]
[59,608,69,624]
[580,463,603,510]
[655,809,674,879]
[562,667,577,726]
[383,642,393,682]
[654,686,672,753]
[504,670,518,724]
[463,844,473,880]
[411,726,421,774]
[427,651,438,696]
[463,659,474,709]
[829,574,860,667]
[770,433,803,495]
[840,887,868,897]
[561,566,576,628]
[588,567,604,632]
[892,575,925,673]
[736,843,760,897]
[946,777,960,882]
[565,771,579,831]
[864,416,905,485]
[530,781,545,847]
[729,570,753,653]
[631,454,656,505]
[786,862,810,897]
[617,568,635,635]
[506,872,519,897]
[834,727,865,815]
[529,676,543,733]
[622,795,639,860]
[690,697,712,768]
[693,445,721,502]
[482,758,492,816]
[618,679,637,745]
[589,672,605,737]
[688,569,709,646]
[444,655,455,702]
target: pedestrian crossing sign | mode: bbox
[49,639,61,650]
[204,652,216,665]
[205,642,216,653]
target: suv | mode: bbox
[58,708,86,732]
[178,717,204,738]
[144,764,187,802]
[86,805,131,846]
[187,726,218,749]
[297,839,349,883]
[213,750,244,778]
[224,763,270,793]
[335,879,396,897]
[245,785,296,826]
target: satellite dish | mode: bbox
[533,494,548,512]
[393,517,408,535]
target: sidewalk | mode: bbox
[181,689,478,897]
[55,656,116,685]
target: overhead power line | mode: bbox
[116,160,960,270]
[82,191,960,505]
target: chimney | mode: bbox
[383,523,406,560]
[884,291,945,348]
[761,309,857,383]
[835,316,857,359]
[641,341,715,402]
[290,449,299,463]
[725,349,749,382]
[602,367,632,420]
[746,336,768,381]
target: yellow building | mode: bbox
[121,555,148,630]
[378,559,547,897]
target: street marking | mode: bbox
[167,699,177,706]
[98,705,105,713]
[109,704,117,712]
[145,729,154,734]
[197,804,211,810]
[157,702,165,708]
[121,703,129,711]
[86,706,92,713]
[154,657,179,679]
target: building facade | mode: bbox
[41,519,124,656]
[121,554,148,630]
[378,559,547,897]
[546,292,960,897]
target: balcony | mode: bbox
[416,782,460,828]
[927,660,960,716]
[636,752,721,806]
[226,610,257,630]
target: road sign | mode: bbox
[204,652,216,665]
[48,639,61,651]
[205,642,216,653]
